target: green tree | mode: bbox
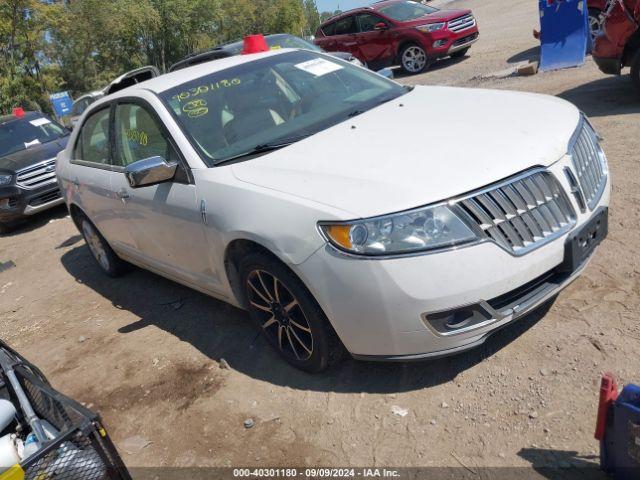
[303,0,321,36]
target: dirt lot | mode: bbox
[1,0,639,476]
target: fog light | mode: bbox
[0,198,10,210]
[423,304,494,335]
[433,40,447,48]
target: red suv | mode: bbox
[314,0,479,74]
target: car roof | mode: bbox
[97,48,295,99]
[0,111,42,125]
[319,0,404,24]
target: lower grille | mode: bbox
[16,159,57,189]
[28,189,62,207]
[570,119,607,210]
[448,14,476,33]
[452,32,479,47]
[456,171,576,256]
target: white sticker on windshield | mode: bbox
[29,118,51,127]
[294,58,343,76]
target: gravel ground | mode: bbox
[1,0,639,476]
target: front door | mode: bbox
[355,14,394,67]
[109,101,216,290]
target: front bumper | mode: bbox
[296,162,611,360]
[0,183,64,224]
[424,26,479,58]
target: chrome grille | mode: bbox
[16,159,57,189]
[570,120,607,210]
[448,14,476,33]
[457,171,576,256]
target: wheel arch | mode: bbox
[68,203,85,232]
[224,238,293,309]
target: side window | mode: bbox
[321,21,336,36]
[73,107,111,165]
[333,15,357,35]
[113,103,175,168]
[358,14,388,33]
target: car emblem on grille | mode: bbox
[45,165,55,172]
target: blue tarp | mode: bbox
[539,0,590,71]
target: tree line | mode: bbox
[0,0,337,115]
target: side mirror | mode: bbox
[124,156,177,188]
[373,22,388,31]
[376,67,395,79]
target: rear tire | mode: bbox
[79,216,129,277]
[239,252,345,373]
[399,43,430,74]
[631,50,640,93]
[450,47,470,59]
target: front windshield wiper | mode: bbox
[214,133,313,166]
[345,94,404,119]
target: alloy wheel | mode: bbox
[82,221,110,271]
[589,13,603,42]
[402,46,427,73]
[246,269,314,361]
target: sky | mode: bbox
[315,0,371,13]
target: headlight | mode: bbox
[0,175,12,186]
[319,204,479,256]
[416,22,446,33]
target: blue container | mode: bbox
[601,384,640,479]
[539,0,590,71]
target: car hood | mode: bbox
[400,9,472,26]
[231,86,580,219]
[0,136,69,173]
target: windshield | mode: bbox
[0,115,67,158]
[160,50,407,166]
[378,1,438,21]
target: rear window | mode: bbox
[378,1,438,22]
[0,116,67,158]
[321,21,336,36]
[333,15,358,35]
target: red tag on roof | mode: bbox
[242,34,269,55]
[12,107,25,118]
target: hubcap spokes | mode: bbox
[83,222,109,271]
[403,47,426,73]
[247,270,313,361]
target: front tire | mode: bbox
[631,50,640,93]
[239,252,344,373]
[79,217,129,277]
[400,43,430,74]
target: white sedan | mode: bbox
[56,49,610,372]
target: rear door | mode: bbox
[108,100,216,289]
[331,14,360,56]
[69,106,123,243]
[355,13,395,66]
